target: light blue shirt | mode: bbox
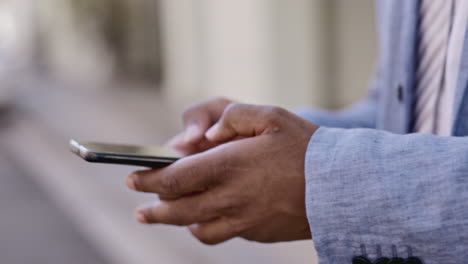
[437,0,468,135]
[298,1,468,263]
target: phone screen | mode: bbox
[70,140,181,168]
[80,142,181,158]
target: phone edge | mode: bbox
[69,139,98,161]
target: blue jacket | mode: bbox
[298,1,468,263]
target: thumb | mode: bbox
[182,98,233,144]
[184,123,206,144]
[205,104,284,143]
[183,111,212,144]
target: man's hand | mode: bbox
[167,97,233,155]
[127,104,319,244]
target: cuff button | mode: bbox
[388,257,404,264]
[397,85,404,102]
[374,257,390,264]
[352,256,372,264]
[404,257,422,264]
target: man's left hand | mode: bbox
[126,104,319,244]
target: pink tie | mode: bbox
[413,0,454,133]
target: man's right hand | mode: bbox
[167,97,233,156]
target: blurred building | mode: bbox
[26,0,377,109]
[0,1,377,264]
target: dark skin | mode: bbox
[126,98,319,245]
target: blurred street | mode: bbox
[0,0,376,263]
[0,137,107,264]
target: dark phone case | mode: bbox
[83,152,178,168]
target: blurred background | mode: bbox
[0,0,377,263]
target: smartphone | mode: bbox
[70,139,181,168]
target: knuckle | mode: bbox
[130,174,144,192]
[231,219,250,236]
[223,103,242,116]
[160,208,186,226]
[263,106,286,124]
[144,208,159,223]
[160,174,182,195]
[265,106,286,117]
[271,106,287,116]
[194,230,220,245]
[145,204,181,225]
[218,195,241,215]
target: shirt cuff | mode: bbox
[305,127,364,263]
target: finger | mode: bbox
[136,194,220,226]
[205,104,287,143]
[166,132,198,156]
[188,219,240,245]
[182,98,232,144]
[183,124,205,144]
[126,150,227,197]
[166,131,223,156]
[166,132,185,149]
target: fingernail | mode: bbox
[184,124,200,143]
[136,211,148,224]
[205,123,219,140]
[126,176,136,191]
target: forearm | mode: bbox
[306,127,468,263]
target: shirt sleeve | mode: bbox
[305,127,468,263]
[295,94,378,129]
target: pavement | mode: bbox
[0,142,108,264]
